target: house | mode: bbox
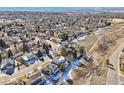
[52,56,65,65]
[21,55,36,65]
[71,59,81,67]
[1,62,15,75]
[64,64,72,80]
[50,69,62,84]
[32,78,46,85]
[41,64,56,79]
[60,40,69,46]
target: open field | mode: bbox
[89,20,124,84]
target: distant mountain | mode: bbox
[0,7,124,13]
[92,7,124,13]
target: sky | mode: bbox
[0,0,124,7]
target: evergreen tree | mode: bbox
[23,43,29,53]
[61,47,68,57]
[0,39,6,48]
[8,49,13,58]
[37,41,40,47]
[43,43,46,49]
[0,54,2,69]
[2,40,6,48]
[37,50,42,57]
[79,46,85,55]
[49,44,52,49]
[0,54,2,63]
[23,43,26,53]
[0,39,2,47]
[45,45,49,54]
[73,49,77,59]
[60,63,66,72]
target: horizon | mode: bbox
[0,7,124,12]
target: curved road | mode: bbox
[106,43,124,85]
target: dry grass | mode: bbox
[90,21,124,84]
[79,34,97,51]
[111,18,124,24]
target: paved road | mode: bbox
[0,59,51,84]
[0,64,37,84]
[106,43,124,85]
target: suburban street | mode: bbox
[0,57,52,84]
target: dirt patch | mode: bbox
[111,18,124,24]
[79,34,97,51]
